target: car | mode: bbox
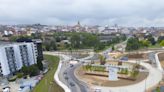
[76,60,80,62]
[63,71,67,75]
[69,82,75,86]
[18,88,22,91]
[70,64,74,67]
[81,61,85,63]
[64,76,69,80]
[94,88,101,92]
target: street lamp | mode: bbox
[145,74,147,92]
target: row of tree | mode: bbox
[126,35,164,51]
[42,32,126,51]
[9,32,126,52]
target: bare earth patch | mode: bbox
[75,66,148,87]
[127,53,148,60]
[158,53,164,68]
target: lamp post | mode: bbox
[145,74,147,92]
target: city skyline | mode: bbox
[0,0,164,27]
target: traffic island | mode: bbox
[75,61,149,87]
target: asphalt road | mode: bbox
[65,63,88,92]
[58,52,95,92]
[45,40,128,92]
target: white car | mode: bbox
[94,88,101,92]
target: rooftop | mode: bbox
[0,41,32,47]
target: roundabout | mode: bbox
[75,61,149,87]
[75,59,163,92]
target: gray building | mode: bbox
[0,42,37,76]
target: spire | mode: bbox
[77,21,80,26]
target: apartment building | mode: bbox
[32,39,44,61]
[0,42,37,76]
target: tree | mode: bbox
[9,36,19,41]
[140,40,150,47]
[50,40,57,50]
[126,37,140,51]
[112,45,115,51]
[160,40,164,47]
[156,87,161,92]
[120,34,127,41]
[29,65,39,76]
[31,32,42,39]
[145,34,156,45]
[21,66,29,75]
[43,41,51,51]
[82,33,99,47]
[99,55,106,65]
[21,65,39,76]
[130,64,139,78]
[112,36,120,43]
[148,37,156,45]
[43,39,57,51]
[94,43,105,51]
[158,36,164,43]
[70,33,81,48]
[69,47,72,54]
[37,57,43,70]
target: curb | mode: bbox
[155,52,164,72]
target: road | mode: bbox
[89,40,163,92]
[63,52,94,92]
[44,39,163,92]
[44,51,94,92]
[65,63,88,92]
[89,46,164,92]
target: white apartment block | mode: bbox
[0,42,37,76]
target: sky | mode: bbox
[0,0,164,26]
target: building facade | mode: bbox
[16,39,44,61]
[0,42,37,76]
[32,39,44,61]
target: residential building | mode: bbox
[32,39,44,61]
[0,42,37,76]
[16,39,44,61]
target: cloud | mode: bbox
[0,0,164,26]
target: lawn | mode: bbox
[33,55,64,92]
[148,44,161,48]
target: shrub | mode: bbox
[8,75,17,82]
[21,64,39,77]
[16,73,24,78]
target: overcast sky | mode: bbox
[0,0,164,26]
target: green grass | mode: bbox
[33,55,64,92]
[95,45,112,53]
[148,44,161,48]
[83,65,106,72]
